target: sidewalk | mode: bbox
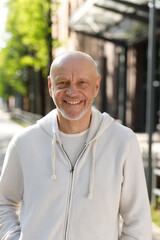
[0,110,23,173]
[152,223,160,240]
[0,110,160,239]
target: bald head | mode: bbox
[49,51,99,81]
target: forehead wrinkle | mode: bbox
[50,52,99,83]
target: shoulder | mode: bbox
[112,121,134,136]
[11,123,43,145]
[107,121,137,144]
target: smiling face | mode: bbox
[48,51,100,125]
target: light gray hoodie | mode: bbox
[0,108,152,240]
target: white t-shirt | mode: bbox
[59,129,89,167]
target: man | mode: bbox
[0,51,152,239]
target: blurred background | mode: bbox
[0,0,160,235]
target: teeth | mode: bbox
[66,100,80,104]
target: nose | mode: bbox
[66,83,78,96]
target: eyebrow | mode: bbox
[54,76,69,81]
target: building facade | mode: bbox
[51,0,160,132]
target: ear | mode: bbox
[94,76,101,97]
[48,76,52,97]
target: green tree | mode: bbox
[0,0,53,114]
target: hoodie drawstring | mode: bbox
[51,134,57,181]
[88,140,97,200]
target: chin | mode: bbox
[59,108,89,121]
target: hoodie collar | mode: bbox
[37,109,61,142]
[86,107,114,144]
[37,107,114,144]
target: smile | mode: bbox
[65,100,81,105]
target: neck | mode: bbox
[57,111,91,134]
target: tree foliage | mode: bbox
[0,0,52,100]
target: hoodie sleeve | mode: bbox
[119,134,152,240]
[0,137,23,240]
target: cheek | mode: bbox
[93,85,99,97]
[87,87,97,99]
[94,89,98,98]
[53,90,65,102]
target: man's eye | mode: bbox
[79,81,87,86]
[57,82,67,87]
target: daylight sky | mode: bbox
[0,0,8,49]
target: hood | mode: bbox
[37,107,114,144]
[86,107,114,144]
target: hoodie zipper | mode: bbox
[61,144,74,240]
[61,143,88,240]
[64,167,74,240]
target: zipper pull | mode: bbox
[70,167,74,173]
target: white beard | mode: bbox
[52,96,89,121]
[58,106,89,121]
